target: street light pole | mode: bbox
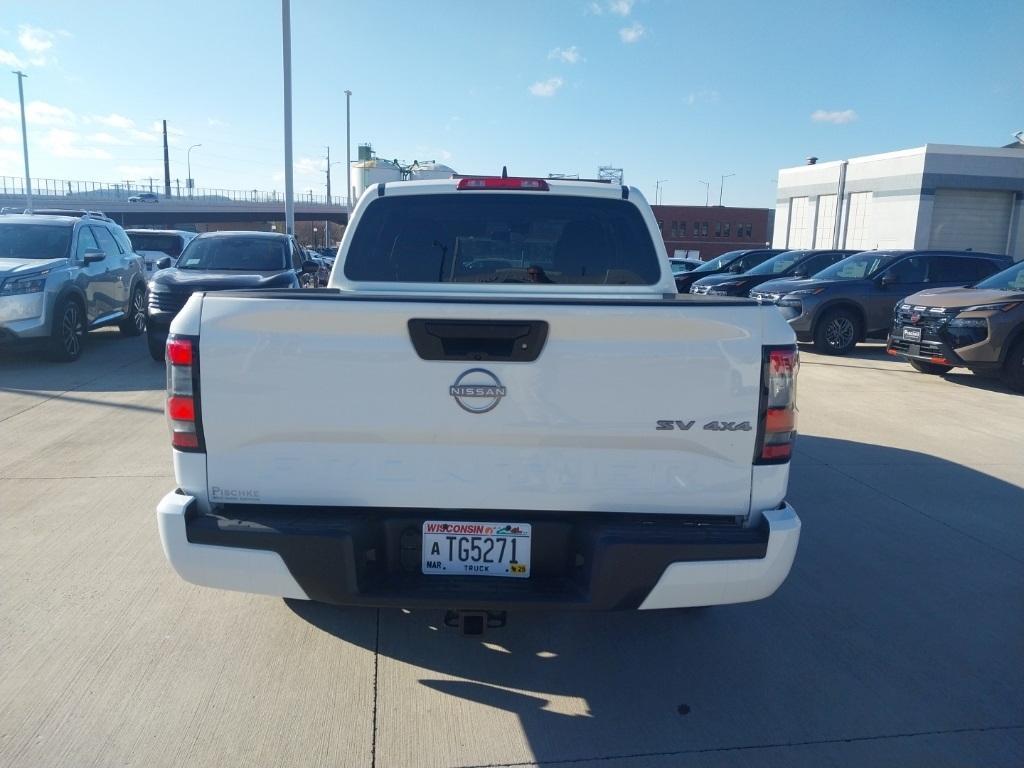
[654,179,668,205]
[282,0,295,235]
[187,144,201,198]
[12,71,32,211]
[698,180,710,207]
[719,173,735,206]
[344,90,352,208]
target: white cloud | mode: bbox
[586,2,603,15]
[608,0,634,15]
[88,131,129,146]
[0,49,24,67]
[528,77,564,97]
[294,156,324,179]
[207,118,229,128]
[619,22,645,43]
[116,165,164,179]
[0,126,19,144]
[549,46,582,64]
[811,109,858,124]
[687,89,720,106]
[0,99,76,127]
[151,120,184,137]
[18,25,56,53]
[40,129,111,160]
[90,113,135,130]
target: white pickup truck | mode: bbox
[157,176,801,617]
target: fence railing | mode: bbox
[0,176,347,207]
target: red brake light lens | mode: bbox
[166,337,193,366]
[756,346,798,464]
[166,334,204,452]
[457,177,549,191]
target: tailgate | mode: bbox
[197,295,764,516]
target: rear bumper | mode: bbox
[157,493,800,610]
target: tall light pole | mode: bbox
[719,173,735,206]
[282,0,295,235]
[186,144,201,198]
[654,179,668,205]
[12,71,32,211]
[696,179,712,205]
[344,90,352,208]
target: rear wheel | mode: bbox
[909,359,953,375]
[1002,341,1024,393]
[147,330,165,362]
[119,284,146,336]
[47,297,86,362]
[813,308,860,355]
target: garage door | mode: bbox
[845,192,873,250]
[787,197,811,248]
[929,189,1013,254]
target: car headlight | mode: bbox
[786,287,825,296]
[958,302,1021,313]
[0,272,48,296]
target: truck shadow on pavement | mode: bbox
[285,436,1024,766]
[0,330,163,398]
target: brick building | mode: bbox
[651,205,774,261]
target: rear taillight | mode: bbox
[166,334,204,452]
[456,177,549,191]
[755,346,798,464]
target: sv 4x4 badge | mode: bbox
[656,420,752,431]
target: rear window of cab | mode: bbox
[343,194,661,285]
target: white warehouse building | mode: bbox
[773,144,1024,261]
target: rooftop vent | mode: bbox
[806,156,818,165]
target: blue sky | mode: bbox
[1,0,1021,207]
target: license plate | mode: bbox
[902,327,922,342]
[421,521,531,578]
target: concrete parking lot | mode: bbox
[1,331,1022,768]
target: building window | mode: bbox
[679,221,686,236]
[714,222,722,237]
[671,221,679,238]
[658,220,664,233]
[745,223,752,238]
[701,222,709,237]
[723,223,731,237]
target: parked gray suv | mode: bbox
[750,250,1011,355]
[0,210,147,361]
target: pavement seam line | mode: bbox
[370,608,380,768]
[455,723,1024,768]
[821,460,1024,566]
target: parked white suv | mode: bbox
[157,177,801,621]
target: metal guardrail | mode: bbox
[0,176,348,207]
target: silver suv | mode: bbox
[0,210,147,361]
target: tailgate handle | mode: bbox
[408,319,548,362]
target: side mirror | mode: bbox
[156,256,172,270]
[879,272,895,286]
[82,248,105,265]
[301,260,319,274]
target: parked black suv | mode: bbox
[146,231,318,360]
[751,250,1011,355]
[674,248,784,293]
[689,249,858,297]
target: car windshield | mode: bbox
[973,261,1024,292]
[746,251,807,276]
[344,193,661,285]
[0,223,73,260]
[128,233,185,257]
[691,250,745,273]
[177,237,288,271]
[813,252,898,280]
[670,262,690,274]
